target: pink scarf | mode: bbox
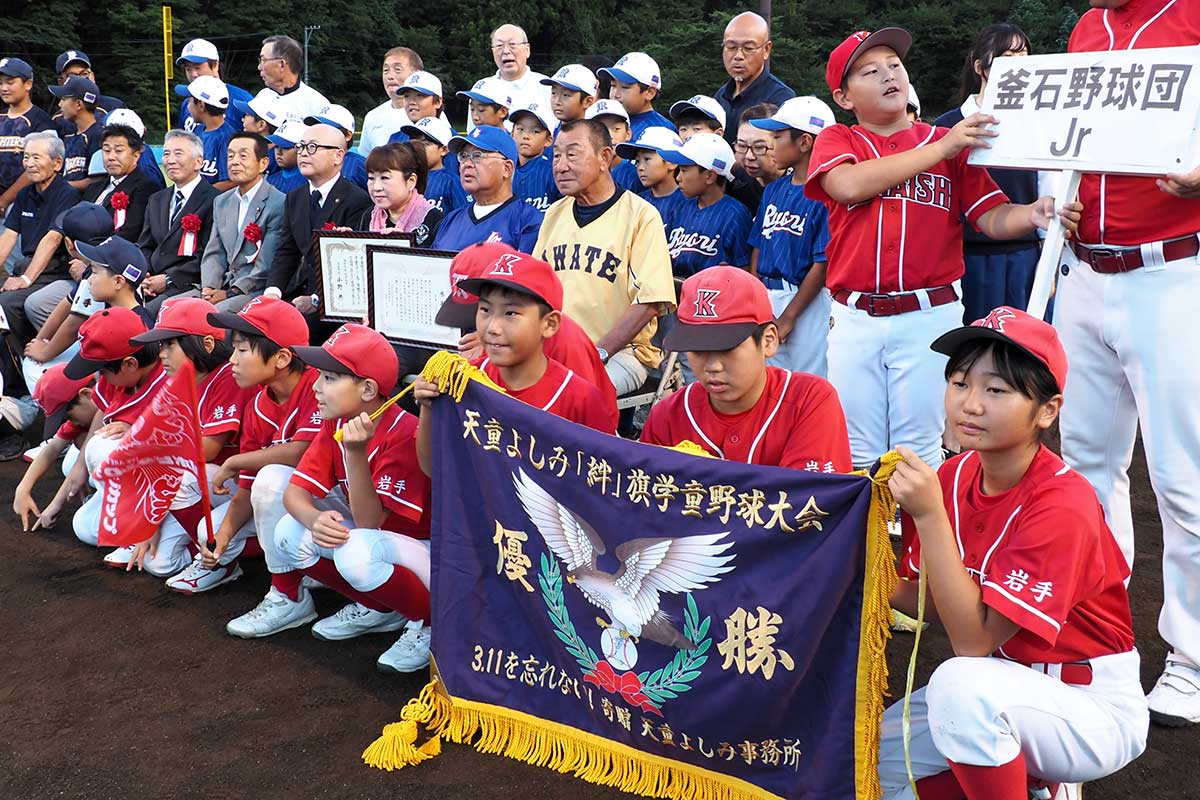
[369,191,433,234]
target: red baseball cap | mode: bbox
[294,323,400,392]
[131,296,225,343]
[434,241,521,328]
[208,295,309,349]
[931,306,1068,391]
[826,28,912,95]
[459,251,563,313]
[34,363,93,438]
[664,265,774,352]
[64,307,150,379]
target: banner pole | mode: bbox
[1025,168,1081,322]
[162,6,173,133]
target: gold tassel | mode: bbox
[664,439,717,459]
[418,351,504,401]
[361,677,453,770]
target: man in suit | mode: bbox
[199,132,285,312]
[266,122,370,337]
[82,123,157,242]
[137,129,219,314]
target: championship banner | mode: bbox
[93,361,209,547]
[364,358,897,800]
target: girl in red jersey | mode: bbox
[878,307,1147,799]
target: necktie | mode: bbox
[310,189,323,223]
[169,189,185,226]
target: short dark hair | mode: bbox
[749,321,775,346]
[559,118,611,152]
[100,343,159,373]
[263,35,304,74]
[366,141,428,193]
[101,124,144,152]
[961,23,1031,103]
[230,131,270,161]
[478,284,553,317]
[232,330,306,374]
[739,102,778,126]
[944,339,1060,401]
[168,333,233,374]
[197,101,225,118]
[674,110,721,131]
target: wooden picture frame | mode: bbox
[365,245,462,349]
[314,230,413,323]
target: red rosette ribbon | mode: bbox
[111,191,129,230]
[322,222,336,231]
[582,660,663,716]
[178,213,202,256]
[243,222,264,263]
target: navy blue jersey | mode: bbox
[341,149,369,191]
[431,196,542,252]
[137,148,167,191]
[268,166,306,194]
[197,120,236,184]
[628,109,676,141]
[611,159,642,192]
[180,82,253,134]
[514,153,560,212]
[663,193,752,277]
[749,175,830,286]
[0,107,54,192]
[425,167,468,215]
[52,94,125,137]
[62,120,103,182]
[639,187,684,223]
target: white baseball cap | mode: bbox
[669,94,726,129]
[177,38,219,64]
[749,95,836,136]
[614,126,682,160]
[540,64,599,98]
[305,103,356,136]
[174,75,229,109]
[585,99,629,122]
[396,71,443,99]
[401,115,454,147]
[658,132,735,180]
[906,85,921,116]
[234,88,284,127]
[268,118,304,148]
[509,97,556,134]
[104,108,146,137]
[458,77,513,109]
[599,52,661,89]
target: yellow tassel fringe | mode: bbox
[419,351,504,401]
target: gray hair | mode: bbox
[24,130,65,161]
[163,129,204,159]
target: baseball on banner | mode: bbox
[600,626,638,672]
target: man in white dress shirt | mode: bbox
[490,24,551,109]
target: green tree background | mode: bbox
[1,0,1087,139]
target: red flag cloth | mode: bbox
[93,361,212,547]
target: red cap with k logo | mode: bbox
[665,265,775,352]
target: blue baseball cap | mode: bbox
[55,50,92,75]
[49,75,100,103]
[449,125,518,163]
[56,202,114,245]
[0,58,33,80]
[267,119,303,148]
[75,235,148,286]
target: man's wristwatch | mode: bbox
[310,293,321,309]
[597,347,610,364]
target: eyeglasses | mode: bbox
[491,41,529,52]
[733,142,771,156]
[457,151,506,165]
[257,55,284,65]
[295,142,343,156]
[723,41,766,55]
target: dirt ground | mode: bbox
[1,443,1193,799]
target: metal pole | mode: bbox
[759,0,772,66]
[303,25,321,84]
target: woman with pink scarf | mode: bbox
[357,142,443,246]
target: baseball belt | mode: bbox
[831,285,959,317]
[1070,233,1200,274]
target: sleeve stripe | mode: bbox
[811,153,858,174]
[982,580,1062,632]
[291,469,331,495]
[383,493,424,514]
[965,189,1005,219]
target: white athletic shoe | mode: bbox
[300,575,324,591]
[377,620,432,674]
[165,554,243,595]
[1148,654,1200,727]
[312,602,407,641]
[226,587,317,639]
[103,546,136,569]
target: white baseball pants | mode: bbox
[766,286,832,378]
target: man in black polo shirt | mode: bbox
[713,13,795,147]
[0,131,81,347]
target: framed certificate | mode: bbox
[314,231,412,323]
[366,245,462,349]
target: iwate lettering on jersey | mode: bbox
[545,243,625,284]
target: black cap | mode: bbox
[55,202,114,245]
[75,235,148,286]
[55,50,92,75]
[0,58,33,80]
[49,75,100,103]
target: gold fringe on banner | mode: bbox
[419,350,504,400]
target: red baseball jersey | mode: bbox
[55,420,86,443]
[806,122,1009,294]
[639,367,853,472]
[92,363,167,425]
[1069,0,1200,245]
[237,366,322,489]
[899,447,1135,664]
[546,312,620,430]
[478,356,617,434]
[290,404,430,537]
[197,362,252,464]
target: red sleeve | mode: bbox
[290,423,338,498]
[368,416,428,525]
[979,500,1096,647]
[291,392,323,444]
[955,150,1009,229]
[567,378,618,435]
[804,125,859,203]
[777,377,853,473]
[639,398,674,448]
[237,391,270,489]
[897,511,921,579]
[199,373,248,437]
[56,420,83,442]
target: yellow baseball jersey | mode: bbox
[533,191,676,368]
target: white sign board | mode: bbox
[315,232,411,322]
[970,46,1200,175]
[366,246,462,349]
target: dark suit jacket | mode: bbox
[269,176,372,297]
[137,178,219,290]
[83,169,158,243]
